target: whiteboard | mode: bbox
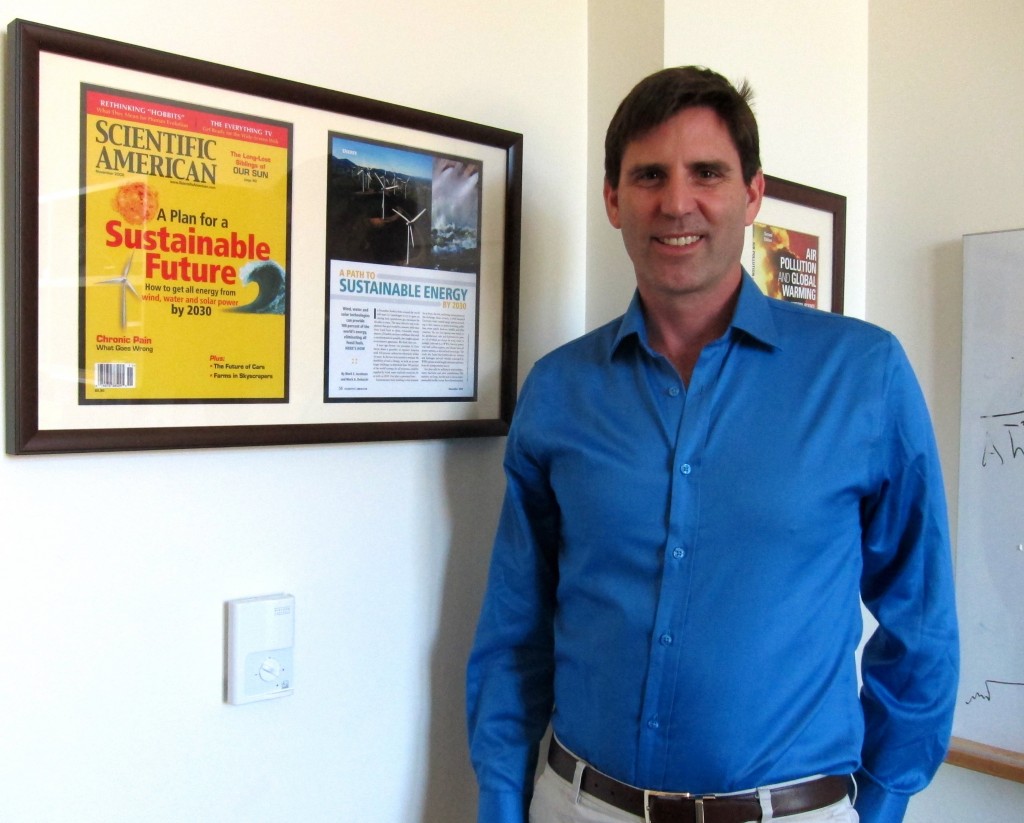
[954,228,1024,754]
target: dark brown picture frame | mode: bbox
[750,175,846,315]
[5,19,522,454]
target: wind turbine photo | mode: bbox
[98,251,140,328]
[330,135,479,270]
[375,172,398,218]
[393,207,426,265]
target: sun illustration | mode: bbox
[112,181,158,225]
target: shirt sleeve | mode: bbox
[856,336,960,823]
[466,374,560,823]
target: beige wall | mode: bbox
[585,0,664,328]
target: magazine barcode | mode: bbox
[95,362,136,389]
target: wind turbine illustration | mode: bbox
[356,168,370,191]
[98,251,140,328]
[375,173,398,218]
[392,207,426,265]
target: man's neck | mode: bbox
[639,274,742,385]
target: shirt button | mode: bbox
[680,463,692,475]
[660,633,673,646]
[672,547,685,559]
[667,386,680,397]
[647,717,660,730]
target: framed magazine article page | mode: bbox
[5,19,522,454]
[744,175,846,315]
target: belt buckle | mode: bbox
[644,789,714,823]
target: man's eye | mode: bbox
[634,170,664,185]
[695,167,725,182]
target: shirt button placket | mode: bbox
[638,373,694,767]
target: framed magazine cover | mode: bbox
[744,175,846,314]
[5,19,522,454]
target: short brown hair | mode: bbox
[604,66,761,187]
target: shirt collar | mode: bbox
[731,271,781,349]
[611,271,781,358]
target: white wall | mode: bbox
[867,1,1024,819]
[661,0,869,320]
[0,2,587,821]
[3,1,1022,821]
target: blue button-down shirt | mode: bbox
[467,275,958,823]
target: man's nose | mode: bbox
[658,176,697,217]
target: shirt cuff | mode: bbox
[853,770,911,823]
[477,788,530,823]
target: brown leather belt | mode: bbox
[548,738,851,823]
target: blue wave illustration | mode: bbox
[230,260,286,314]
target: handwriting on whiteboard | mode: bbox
[964,679,1024,705]
[980,409,1024,467]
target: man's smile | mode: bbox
[656,234,702,247]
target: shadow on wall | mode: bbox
[422,436,506,822]
[928,238,965,480]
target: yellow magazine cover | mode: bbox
[751,223,820,308]
[80,86,291,403]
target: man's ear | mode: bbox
[744,169,765,226]
[604,177,621,229]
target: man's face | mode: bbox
[604,106,763,307]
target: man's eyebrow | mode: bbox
[624,161,667,178]
[689,160,732,175]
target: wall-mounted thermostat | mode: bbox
[225,593,294,705]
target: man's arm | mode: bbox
[856,337,959,823]
[466,377,560,823]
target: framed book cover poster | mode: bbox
[745,175,846,314]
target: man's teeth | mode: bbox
[659,235,701,247]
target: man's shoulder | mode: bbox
[764,298,896,352]
[532,316,624,372]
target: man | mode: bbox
[466,66,958,823]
